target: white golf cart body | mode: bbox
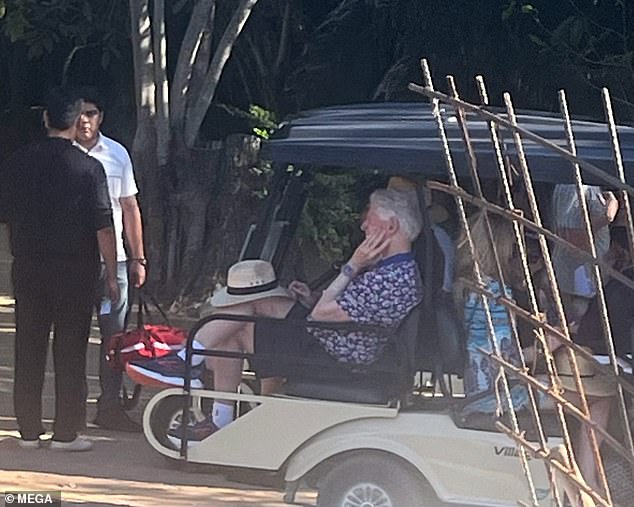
[145,388,554,506]
[142,102,634,507]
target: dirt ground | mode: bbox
[0,226,315,507]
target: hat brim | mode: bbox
[210,286,295,308]
[559,374,615,398]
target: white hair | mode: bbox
[369,188,422,241]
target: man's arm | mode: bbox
[97,226,119,302]
[0,154,18,223]
[310,229,390,321]
[310,289,352,321]
[588,189,618,228]
[92,158,118,301]
[121,195,145,287]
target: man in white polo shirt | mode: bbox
[76,88,146,432]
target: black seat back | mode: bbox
[414,218,465,384]
[283,303,423,404]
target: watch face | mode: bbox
[342,264,354,277]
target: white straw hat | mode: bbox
[210,260,294,308]
[555,347,615,398]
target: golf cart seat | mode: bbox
[281,304,422,405]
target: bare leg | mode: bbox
[190,297,294,414]
[576,396,611,491]
[199,322,255,400]
[260,377,284,395]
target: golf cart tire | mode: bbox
[148,393,208,451]
[317,452,428,507]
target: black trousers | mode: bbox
[12,256,98,441]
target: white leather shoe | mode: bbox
[50,437,93,452]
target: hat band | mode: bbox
[227,279,279,296]
[558,373,595,379]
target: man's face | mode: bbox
[360,203,392,237]
[76,101,103,145]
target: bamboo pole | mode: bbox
[409,61,634,507]
[420,59,540,507]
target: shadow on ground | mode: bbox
[0,288,315,507]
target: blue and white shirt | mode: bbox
[311,252,423,364]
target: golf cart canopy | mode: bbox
[263,102,634,185]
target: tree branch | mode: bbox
[170,0,215,130]
[274,0,291,77]
[129,0,156,126]
[153,0,169,165]
[184,0,260,147]
[188,1,216,109]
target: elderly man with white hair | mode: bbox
[127,188,423,442]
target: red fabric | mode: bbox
[106,325,187,371]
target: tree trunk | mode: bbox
[128,0,262,294]
[152,0,170,166]
[129,0,164,280]
[170,0,216,130]
[166,135,264,301]
[184,0,260,147]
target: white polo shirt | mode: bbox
[81,134,138,261]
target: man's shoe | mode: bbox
[50,437,93,452]
[93,408,142,433]
[17,438,43,449]
[126,355,204,388]
[167,418,219,447]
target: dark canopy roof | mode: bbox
[263,102,634,185]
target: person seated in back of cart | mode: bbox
[127,188,423,443]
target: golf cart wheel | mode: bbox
[149,394,209,449]
[317,453,426,507]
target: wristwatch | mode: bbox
[341,263,356,277]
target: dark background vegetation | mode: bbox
[1,0,633,306]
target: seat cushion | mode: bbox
[283,373,399,404]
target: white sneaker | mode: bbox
[17,438,42,449]
[50,437,93,452]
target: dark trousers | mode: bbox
[96,261,129,410]
[79,261,129,421]
[12,256,98,441]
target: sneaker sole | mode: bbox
[17,440,43,449]
[166,434,197,448]
[50,441,93,452]
[125,363,203,389]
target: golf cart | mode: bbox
[141,99,634,507]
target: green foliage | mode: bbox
[502,0,634,120]
[0,0,125,62]
[299,170,385,261]
[300,172,360,261]
[249,104,277,140]
[215,103,278,140]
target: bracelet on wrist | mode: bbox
[129,258,147,267]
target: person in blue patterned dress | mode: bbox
[127,188,423,442]
[454,212,528,414]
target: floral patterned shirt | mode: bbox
[311,252,423,364]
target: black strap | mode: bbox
[124,288,171,330]
[121,383,143,411]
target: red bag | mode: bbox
[105,293,187,371]
[106,324,187,371]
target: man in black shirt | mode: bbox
[0,87,118,451]
[576,272,634,358]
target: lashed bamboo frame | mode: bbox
[409,59,634,507]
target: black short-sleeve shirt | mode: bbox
[576,270,634,356]
[0,137,113,261]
